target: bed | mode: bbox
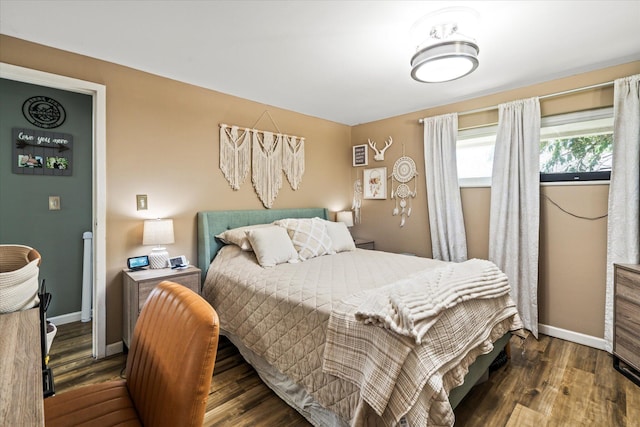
[198,208,521,426]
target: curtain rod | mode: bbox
[417,80,614,123]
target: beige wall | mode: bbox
[3,34,638,344]
[351,61,640,339]
[1,35,352,345]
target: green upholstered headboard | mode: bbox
[197,208,329,282]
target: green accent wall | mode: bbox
[0,78,92,318]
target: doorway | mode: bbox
[0,63,107,358]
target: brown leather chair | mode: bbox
[44,281,219,426]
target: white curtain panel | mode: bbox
[422,113,468,262]
[604,74,640,353]
[489,98,541,338]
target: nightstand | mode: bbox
[354,238,375,250]
[122,265,201,349]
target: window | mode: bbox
[539,108,613,182]
[456,107,613,186]
[456,125,497,187]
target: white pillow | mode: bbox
[245,226,299,267]
[274,218,335,261]
[324,220,356,252]
[216,224,270,251]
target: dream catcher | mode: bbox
[352,178,362,224]
[390,152,418,227]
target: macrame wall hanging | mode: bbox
[283,135,305,190]
[219,111,305,208]
[252,130,283,208]
[219,125,251,190]
[390,146,418,227]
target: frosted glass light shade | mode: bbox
[336,211,354,227]
[410,7,480,83]
[411,41,479,83]
[143,219,174,268]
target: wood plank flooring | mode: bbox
[48,322,639,426]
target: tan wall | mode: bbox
[3,33,638,344]
[351,61,640,339]
[1,35,352,345]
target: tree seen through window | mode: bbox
[540,133,613,174]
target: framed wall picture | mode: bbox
[12,127,73,176]
[363,167,387,199]
[352,144,368,167]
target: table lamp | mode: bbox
[336,211,354,227]
[143,218,174,269]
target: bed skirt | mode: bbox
[222,329,512,426]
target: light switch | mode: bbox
[49,196,60,210]
[136,194,148,211]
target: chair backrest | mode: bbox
[125,281,219,427]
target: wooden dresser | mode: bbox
[0,308,45,425]
[613,263,640,385]
[122,266,201,349]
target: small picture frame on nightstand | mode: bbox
[168,255,188,269]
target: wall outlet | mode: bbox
[49,196,60,210]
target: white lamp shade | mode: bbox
[143,219,175,246]
[336,211,354,227]
[143,219,174,269]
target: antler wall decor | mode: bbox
[367,136,393,161]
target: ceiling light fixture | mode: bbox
[410,7,480,83]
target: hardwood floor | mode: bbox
[48,322,639,426]
[455,334,640,427]
[48,321,307,426]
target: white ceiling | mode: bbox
[1,1,639,125]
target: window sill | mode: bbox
[540,180,610,187]
[459,180,610,189]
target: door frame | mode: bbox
[1,62,107,358]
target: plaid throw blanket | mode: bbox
[323,262,522,426]
[354,259,511,344]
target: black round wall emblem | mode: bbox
[22,96,66,129]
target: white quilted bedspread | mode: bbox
[202,246,521,426]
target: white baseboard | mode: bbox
[48,311,93,326]
[48,311,84,325]
[538,323,606,351]
[47,311,123,357]
[106,341,124,357]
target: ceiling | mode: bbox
[1,1,639,125]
